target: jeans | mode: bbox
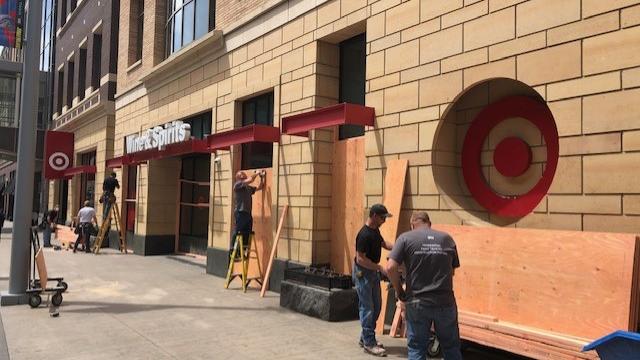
[102,192,114,220]
[405,299,462,360]
[73,223,93,253]
[230,211,253,251]
[352,262,382,347]
[43,226,52,247]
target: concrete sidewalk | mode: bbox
[0,224,524,360]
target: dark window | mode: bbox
[70,0,77,12]
[179,153,210,254]
[338,33,366,140]
[125,166,138,233]
[57,70,64,113]
[60,0,67,27]
[166,0,215,56]
[130,0,144,64]
[79,151,96,207]
[241,92,274,170]
[186,111,212,139]
[66,61,74,108]
[78,48,87,101]
[91,34,102,90]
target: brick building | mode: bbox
[50,0,640,279]
[48,0,120,224]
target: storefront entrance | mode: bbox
[79,151,96,206]
[178,154,210,255]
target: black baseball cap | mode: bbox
[370,204,393,218]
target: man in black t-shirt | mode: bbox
[101,172,120,220]
[387,211,462,360]
[353,204,393,357]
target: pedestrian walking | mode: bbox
[230,170,265,258]
[73,200,98,253]
[42,205,60,247]
[386,211,462,360]
[353,204,394,357]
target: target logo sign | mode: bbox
[44,131,74,179]
[48,152,70,171]
[461,96,559,218]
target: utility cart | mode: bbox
[26,226,67,308]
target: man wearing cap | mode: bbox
[386,211,462,360]
[230,170,265,259]
[354,204,394,357]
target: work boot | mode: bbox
[359,339,385,349]
[363,344,387,357]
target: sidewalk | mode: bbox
[0,223,523,360]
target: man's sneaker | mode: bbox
[359,339,385,348]
[363,344,387,357]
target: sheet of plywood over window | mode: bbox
[331,138,365,275]
[434,224,640,340]
[249,168,273,280]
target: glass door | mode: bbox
[178,154,210,255]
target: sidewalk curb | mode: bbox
[0,312,9,360]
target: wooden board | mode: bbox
[330,138,365,275]
[260,204,288,297]
[375,159,409,334]
[55,225,77,249]
[435,224,639,340]
[249,168,274,281]
[35,249,48,287]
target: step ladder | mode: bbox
[93,194,127,254]
[225,232,263,292]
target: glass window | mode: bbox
[241,92,274,170]
[338,33,366,140]
[167,0,215,56]
[129,0,144,64]
[183,2,195,47]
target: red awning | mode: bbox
[63,165,97,177]
[127,138,210,165]
[106,155,129,168]
[207,124,280,151]
[281,103,375,137]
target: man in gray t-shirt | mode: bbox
[230,170,265,256]
[386,211,462,360]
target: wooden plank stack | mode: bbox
[402,225,640,359]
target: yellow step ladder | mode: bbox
[93,195,127,254]
[225,232,263,292]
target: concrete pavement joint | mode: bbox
[0,312,8,360]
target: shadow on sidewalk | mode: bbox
[60,300,285,315]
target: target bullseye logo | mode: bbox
[461,96,559,217]
[48,152,70,171]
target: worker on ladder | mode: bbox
[230,170,265,260]
[100,172,120,220]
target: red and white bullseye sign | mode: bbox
[44,131,74,179]
[461,96,559,217]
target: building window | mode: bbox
[66,61,75,108]
[241,92,274,170]
[338,33,366,140]
[129,0,144,65]
[56,70,64,114]
[166,0,215,56]
[91,34,102,90]
[79,151,96,207]
[78,48,87,101]
[70,0,77,12]
[0,77,16,127]
[60,0,67,27]
[186,111,212,139]
[125,165,137,235]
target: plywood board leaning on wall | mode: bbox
[375,159,408,334]
[431,224,640,359]
[331,138,366,275]
[248,168,273,284]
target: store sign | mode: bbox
[44,131,74,179]
[126,121,191,154]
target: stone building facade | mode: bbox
[53,0,640,277]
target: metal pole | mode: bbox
[7,0,43,300]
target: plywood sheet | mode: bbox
[35,249,48,288]
[250,168,273,280]
[376,159,409,334]
[435,224,639,340]
[330,138,365,275]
